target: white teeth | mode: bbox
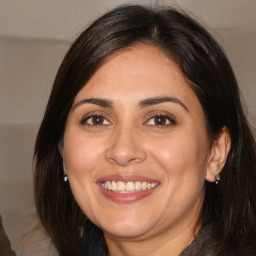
[106,181,111,190]
[126,182,135,191]
[117,181,126,191]
[135,181,141,191]
[111,181,117,191]
[141,182,147,190]
[151,183,157,188]
[101,181,158,193]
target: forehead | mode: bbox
[74,45,200,110]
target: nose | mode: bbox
[105,125,147,166]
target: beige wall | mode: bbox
[0,0,255,254]
[1,0,255,41]
[0,38,68,255]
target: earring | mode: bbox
[63,172,68,182]
[215,174,220,184]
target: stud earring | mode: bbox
[215,174,220,184]
[63,172,68,182]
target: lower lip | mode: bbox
[98,185,158,203]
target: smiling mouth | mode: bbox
[101,181,158,193]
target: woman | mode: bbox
[34,4,256,256]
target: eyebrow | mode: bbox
[73,98,113,109]
[73,96,189,112]
[139,97,189,112]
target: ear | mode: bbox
[206,127,231,182]
[58,141,66,172]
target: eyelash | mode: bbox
[80,114,111,126]
[145,114,176,127]
[80,113,176,128]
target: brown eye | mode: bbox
[146,115,175,126]
[154,116,168,125]
[82,115,110,126]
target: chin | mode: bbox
[103,225,149,239]
[99,217,153,239]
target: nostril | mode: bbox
[106,154,138,166]
[105,147,147,166]
[105,128,147,165]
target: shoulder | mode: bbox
[180,225,256,256]
[180,225,215,256]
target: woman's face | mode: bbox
[63,46,213,241]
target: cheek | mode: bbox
[63,132,106,221]
[64,131,105,177]
[148,129,209,179]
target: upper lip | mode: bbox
[96,175,159,184]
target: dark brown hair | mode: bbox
[34,5,256,255]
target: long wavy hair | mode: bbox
[34,5,256,256]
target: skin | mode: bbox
[62,45,230,256]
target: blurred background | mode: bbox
[0,0,255,255]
